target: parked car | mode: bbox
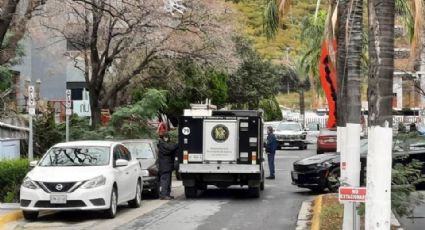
[305,123,321,144]
[274,121,307,150]
[316,128,337,154]
[20,141,143,220]
[291,139,425,192]
[122,139,160,198]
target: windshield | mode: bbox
[277,123,302,131]
[124,142,155,159]
[39,146,110,167]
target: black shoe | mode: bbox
[266,176,275,180]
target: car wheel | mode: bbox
[327,167,341,193]
[310,186,325,193]
[248,186,260,198]
[260,169,265,191]
[129,180,142,208]
[22,211,38,221]
[184,186,197,199]
[150,181,160,199]
[105,187,118,218]
[317,150,323,154]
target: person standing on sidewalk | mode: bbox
[265,126,278,179]
[158,133,178,200]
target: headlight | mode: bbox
[316,161,332,168]
[142,170,149,177]
[81,175,106,189]
[22,177,38,189]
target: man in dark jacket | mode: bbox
[158,133,178,200]
[266,126,278,179]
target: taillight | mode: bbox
[183,150,188,164]
[251,151,257,165]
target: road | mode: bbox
[8,146,318,230]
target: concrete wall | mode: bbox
[0,139,20,160]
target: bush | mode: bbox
[0,159,30,202]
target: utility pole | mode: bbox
[28,85,35,161]
[65,89,72,142]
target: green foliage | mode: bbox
[259,97,283,121]
[391,160,424,217]
[0,66,14,92]
[112,89,167,139]
[0,159,30,202]
[208,71,228,108]
[228,36,280,109]
[33,106,63,158]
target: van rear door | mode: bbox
[203,120,238,162]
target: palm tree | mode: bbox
[366,0,395,229]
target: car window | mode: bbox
[39,146,110,167]
[277,123,302,131]
[307,123,320,131]
[125,142,155,159]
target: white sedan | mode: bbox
[20,141,143,220]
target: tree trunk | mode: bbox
[366,0,395,229]
[89,89,101,129]
[299,88,305,126]
[336,0,348,127]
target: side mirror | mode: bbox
[115,159,129,167]
[30,161,38,167]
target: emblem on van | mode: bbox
[211,125,229,142]
[55,184,63,191]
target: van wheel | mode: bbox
[128,180,142,208]
[22,211,38,221]
[184,186,197,199]
[248,186,260,198]
[105,187,118,218]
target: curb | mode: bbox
[0,211,22,230]
[295,199,314,230]
[311,195,323,230]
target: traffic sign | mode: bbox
[339,187,366,203]
[66,89,72,108]
[28,86,35,107]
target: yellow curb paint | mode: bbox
[311,195,323,230]
[0,211,23,230]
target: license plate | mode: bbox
[292,172,298,180]
[189,154,203,162]
[284,143,290,146]
[50,194,67,204]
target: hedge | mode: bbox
[0,159,30,202]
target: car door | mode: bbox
[119,145,140,199]
[113,145,132,202]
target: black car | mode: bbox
[123,139,160,198]
[291,139,425,192]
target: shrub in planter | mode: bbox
[0,159,30,202]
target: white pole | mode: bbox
[28,116,33,161]
[366,124,393,229]
[66,115,70,142]
[343,123,361,230]
[339,126,354,230]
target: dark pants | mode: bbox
[160,172,172,197]
[267,152,275,177]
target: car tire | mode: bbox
[327,167,341,193]
[105,187,118,219]
[317,150,323,154]
[310,186,325,193]
[22,211,38,221]
[260,169,265,191]
[184,186,197,199]
[248,186,260,198]
[128,180,142,208]
[150,181,160,199]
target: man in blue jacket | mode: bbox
[266,126,278,179]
